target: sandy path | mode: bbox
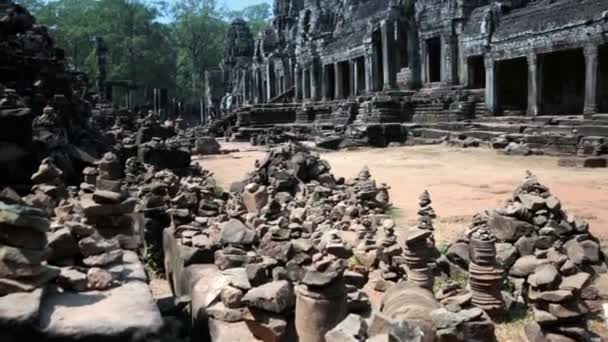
[198,142,608,243]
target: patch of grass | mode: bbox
[143,249,165,279]
[387,207,406,222]
[437,242,450,255]
[433,271,468,295]
[495,306,533,341]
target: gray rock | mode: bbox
[0,202,50,233]
[523,321,545,342]
[0,245,47,265]
[78,235,120,257]
[38,281,163,340]
[325,313,367,342]
[0,287,44,326]
[221,286,244,309]
[82,249,123,267]
[57,267,88,292]
[92,190,125,204]
[194,136,221,155]
[219,219,256,245]
[86,267,113,291]
[243,308,291,342]
[488,213,535,242]
[496,243,518,268]
[564,239,600,265]
[446,242,470,268]
[242,280,294,313]
[529,264,559,289]
[518,194,546,212]
[559,272,591,291]
[510,255,549,277]
[223,267,251,291]
[515,235,537,256]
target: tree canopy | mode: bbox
[14,0,272,100]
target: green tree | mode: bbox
[225,3,271,36]
[171,0,226,98]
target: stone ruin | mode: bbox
[204,0,608,165]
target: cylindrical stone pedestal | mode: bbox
[469,235,504,316]
[295,282,347,342]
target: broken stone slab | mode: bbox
[208,319,257,342]
[57,267,87,292]
[325,313,367,342]
[82,249,123,267]
[92,190,126,204]
[78,235,120,257]
[243,308,293,342]
[219,219,257,245]
[0,265,59,295]
[0,287,44,327]
[487,213,535,242]
[242,280,295,314]
[37,281,163,340]
[510,255,550,277]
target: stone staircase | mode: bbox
[409,115,608,155]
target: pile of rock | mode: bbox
[0,197,59,295]
[445,172,606,340]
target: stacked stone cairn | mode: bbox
[402,190,438,291]
[444,172,606,341]
[467,224,504,317]
[0,194,59,296]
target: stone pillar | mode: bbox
[311,62,320,100]
[381,20,397,91]
[322,64,330,101]
[335,63,344,99]
[584,45,599,118]
[294,65,302,102]
[372,44,382,91]
[266,63,275,101]
[302,68,308,99]
[485,56,497,116]
[353,59,360,96]
[527,53,540,116]
[406,26,421,89]
[365,52,373,93]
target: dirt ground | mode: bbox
[198,141,608,244]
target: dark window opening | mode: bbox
[468,56,485,89]
[427,37,441,83]
[539,49,585,115]
[497,57,528,115]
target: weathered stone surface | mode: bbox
[0,287,44,326]
[194,136,221,155]
[58,267,88,292]
[78,235,120,257]
[86,267,113,291]
[0,202,50,233]
[510,255,548,277]
[446,242,470,268]
[488,213,534,242]
[38,281,163,340]
[80,196,136,217]
[244,308,292,342]
[82,249,123,267]
[219,219,256,245]
[242,280,294,314]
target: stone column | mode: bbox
[322,64,330,101]
[381,20,397,90]
[266,63,274,101]
[406,26,421,89]
[294,65,302,102]
[302,68,308,99]
[353,59,360,96]
[365,51,373,93]
[584,45,599,118]
[372,44,382,91]
[485,56,497,116]
[335,63,344,99]
[527,53,540,116]
[311,62,320,100]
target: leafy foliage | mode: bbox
[13,0,270,101]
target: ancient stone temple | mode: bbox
[206,0,608,149]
